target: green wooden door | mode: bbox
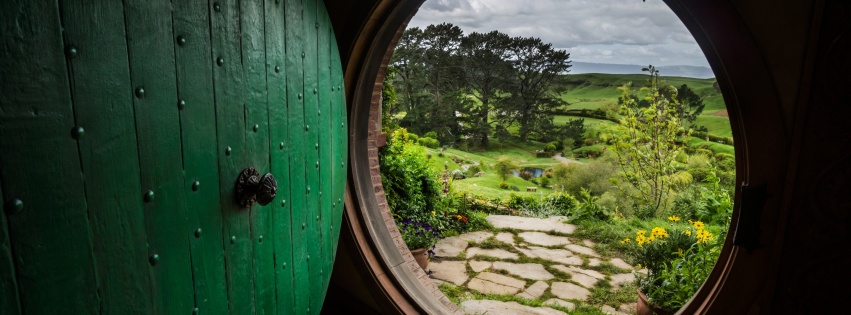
[0,0,347,314]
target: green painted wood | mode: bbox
[316,0,335,295]
[209,0,255,313]
[60,0,156,313]
[302,0,324,312]
[1,1,346,313]
[241,0,275,313]
[0,1,91,312]
[172,0,229,313]
[265,0,297,313]
[330,23,347,262]
[285,0,312,312]
[0,183,20,315]
[124,0,195,313]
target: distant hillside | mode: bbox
[569,62,715,79]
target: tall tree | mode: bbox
[390,27,429,127]
[419,23,466,144]
[613,66,689,214]
[675,84,705,126]
[458,31,514,147]
[500,37,572,142]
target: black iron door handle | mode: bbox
[235,167,277,208]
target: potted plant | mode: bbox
[399,220,441,270]
[622,218,718,314]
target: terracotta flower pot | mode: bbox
[637,290,675,315]
[411,248,429,270]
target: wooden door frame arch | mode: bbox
[327,0,799,313]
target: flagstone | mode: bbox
[543,298,576,311]
[565,244,600,257]
[487,215,576,234]
[516,281,549,300]
[461,300,567,315]
[433,236,468,258]
[518,232,572,246]
[467,247,519,260]
[516,246,583,265]
[492,261,554,280]
[610,273,635,288]
[495,232,516,244]
[609,258,633,270]
[469,260,492,273]
[429,260,468,286]
[550,282,591,300]
[467,272,525,295]
[458,231,493,243]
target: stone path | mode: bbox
[430,215,641,315]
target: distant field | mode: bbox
[557,73,731,137]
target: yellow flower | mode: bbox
[684,229,692,236]
[692,220,705,230]
[695,229,714,244]
[636,264,643,269]
[635,235,647,246]
[651,227,669,238]
[636,230,647,237]
[677,248,684,257]
[668,215,681,222]
[620,238,631,244]
[431,211,436,216]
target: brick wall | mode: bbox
[365,14,463,314]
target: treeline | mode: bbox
[386,23,584,148]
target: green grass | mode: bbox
[687,137,735,155]
[692,115,732,137]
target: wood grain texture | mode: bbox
[0,0,87,312]
[124,0,195,313]
[302,0,324,312]
[173,0,230,313]
[285,0,311,312]
[60,0,155,313]
[316,0,335,296]
[210,0,254,313]
[330,24,347,262]
[241,0,275,313]
[265,0,297,312]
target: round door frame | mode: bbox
[333,0,796,313]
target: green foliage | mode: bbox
[499,182,509,189]
[398,220,441,250]
[417,136,440,148]
[645,235,721,312]
[613,66,689,214]
[552,156,618,197]
[381,66,400,131]
[466,164,482,177]
[571,188,611,222]
[379,129,441,225]
[423,131,437,139]
[494,156,520,183]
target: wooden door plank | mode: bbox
[241,0,275,313]
[329,27,347,260]
[0,182,19,315]
[0,1,89,313]
[285,0,311,312]
[316,0,335,298]
[210,0,254,313]
[172,0,229,313]
[302,0,324,312]
[59,0,155,313]
[265,0,296,312]
[123,0,195,313]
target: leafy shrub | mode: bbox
[544,143,557,152]
[423,131,437,139]
[466,165,482,177]
[510,185,520,191]
[714,153,735,172]
[451,169,466,180]
[417,137,440,148]
[571,188,611,222]
[507,193,539,210]
[407,133,419,142]
[399,220,441,251]
[539,177,550,187]
[465,211,492,231]
[519,170,533,180]
[379,129,441,224]
[499,182,509,189]
[494,156,519,183]
[552,156,618,197]
[687,167,711,183]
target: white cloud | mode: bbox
[409,0,709,67]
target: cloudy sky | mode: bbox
[407,0,709,67]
